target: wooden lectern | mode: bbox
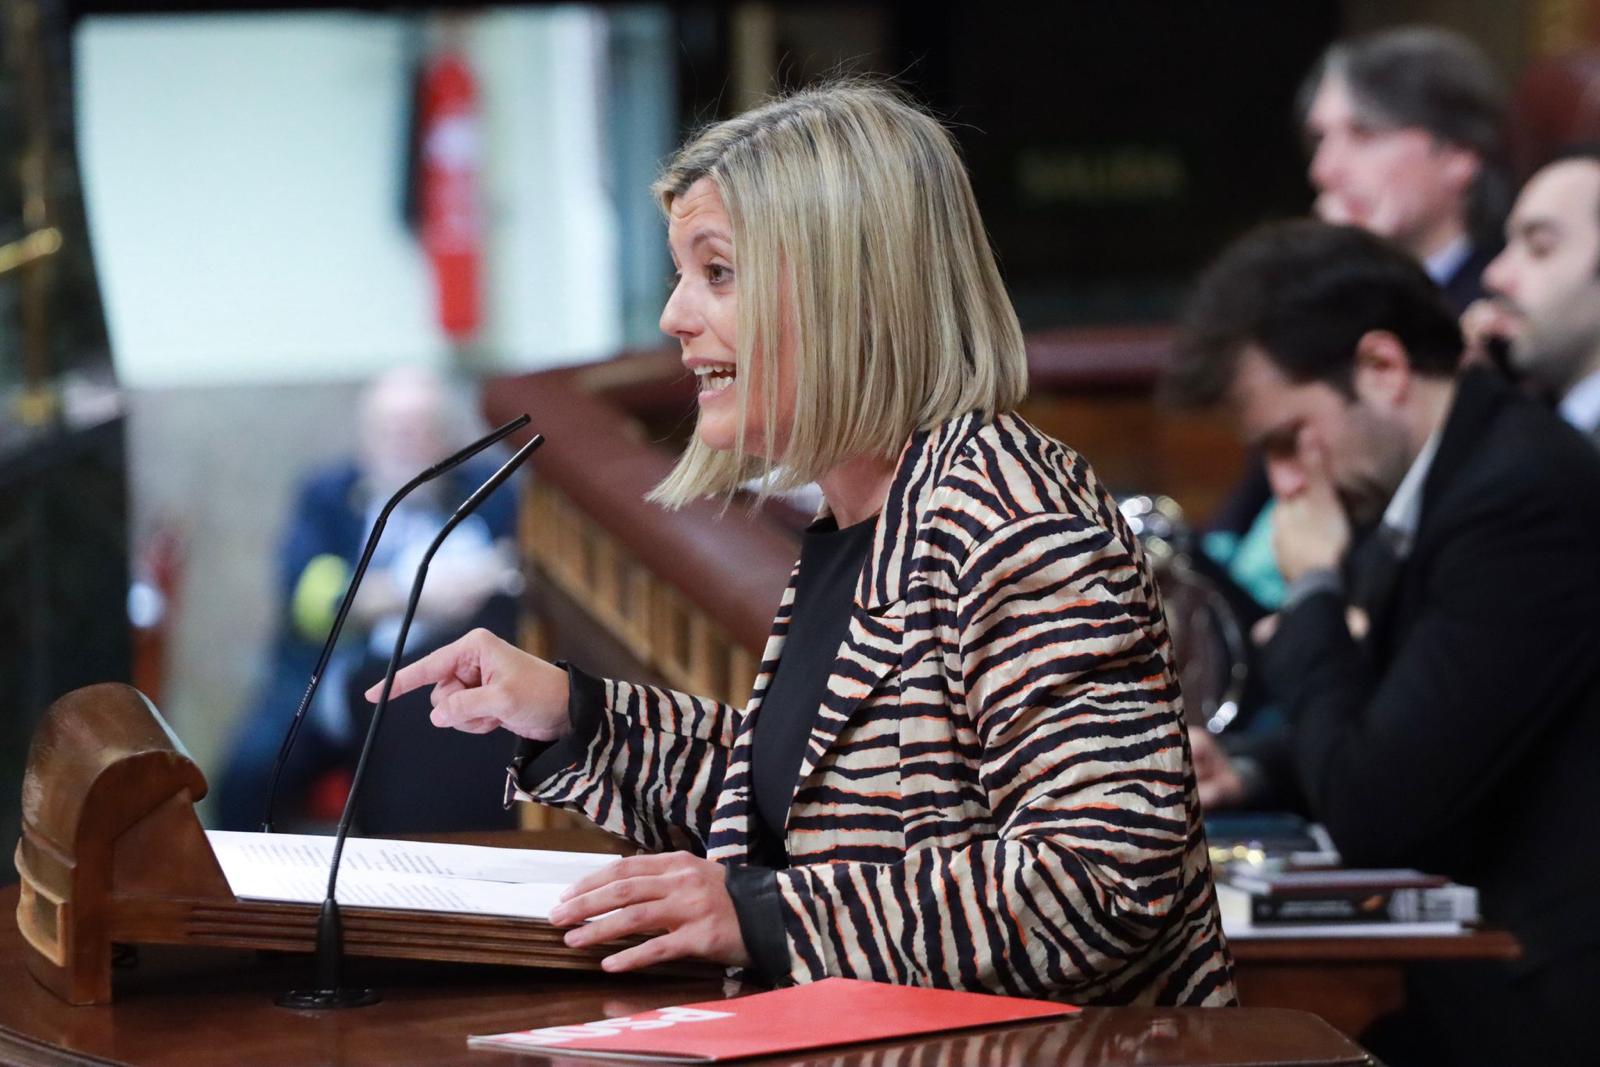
[14,683,615,1005]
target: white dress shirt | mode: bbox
[1558,368,1600,437]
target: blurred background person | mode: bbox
[1168,221,1600,1064]
[1197,23,1512,730]
[1465,147,1600,444]
[1304,25,1510,310]
[215,366,522,833]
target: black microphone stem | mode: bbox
[325,432,541,896]
[259,413,529,833]
[279,432,543,1010]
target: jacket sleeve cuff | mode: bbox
[725,864,791,985]
[513,662,607,789]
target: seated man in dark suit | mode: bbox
[1168,221,1600,1066]
[1465,147,1600,446]
[1203,25,1511,654]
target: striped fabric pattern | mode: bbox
[529,411,1235,1006]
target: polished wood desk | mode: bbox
[0,885,1374,1067]
[413,834,1515,1043]
[1230,928,1520,1040]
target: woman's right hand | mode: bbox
[365,628,571,741]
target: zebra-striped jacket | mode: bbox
[526,410,1236,1006]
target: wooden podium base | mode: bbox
[14,684,625,1005]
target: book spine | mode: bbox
[1248,885,1478,924]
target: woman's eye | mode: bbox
[707,264,733,286]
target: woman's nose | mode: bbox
[660,281,698,340]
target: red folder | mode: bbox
[467,977,1079,1062]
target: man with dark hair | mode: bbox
[1202,27,1509,623]
[1465,148,1600,444]
[1171,220,1600,1065]
[1302,25,1508,311]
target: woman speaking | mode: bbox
[378,81,1234,1006]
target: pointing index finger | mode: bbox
[365,638,479,703]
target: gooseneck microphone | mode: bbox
[259,413,530,833]
[277,431,544,1010]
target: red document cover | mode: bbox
[467,978,1079,1062]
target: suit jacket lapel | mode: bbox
[786,600,905,815]
[1417,368,1505,530]
[1364,367,1507,648]
[1346,526,1404,651]
[704,563,796,862]
[786,412,986,810]
[738,576,793,728]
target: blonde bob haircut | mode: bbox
[648,79,1028,508]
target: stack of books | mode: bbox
[1216,867,1479,939]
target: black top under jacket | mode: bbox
[748,514,877,866]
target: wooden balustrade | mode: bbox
[525,478,760,703]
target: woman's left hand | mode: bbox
[548,852,751,972]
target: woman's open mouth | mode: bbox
[693,363,737,395]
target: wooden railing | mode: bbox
[523,477,762,703]
[1019,325,1244,524]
